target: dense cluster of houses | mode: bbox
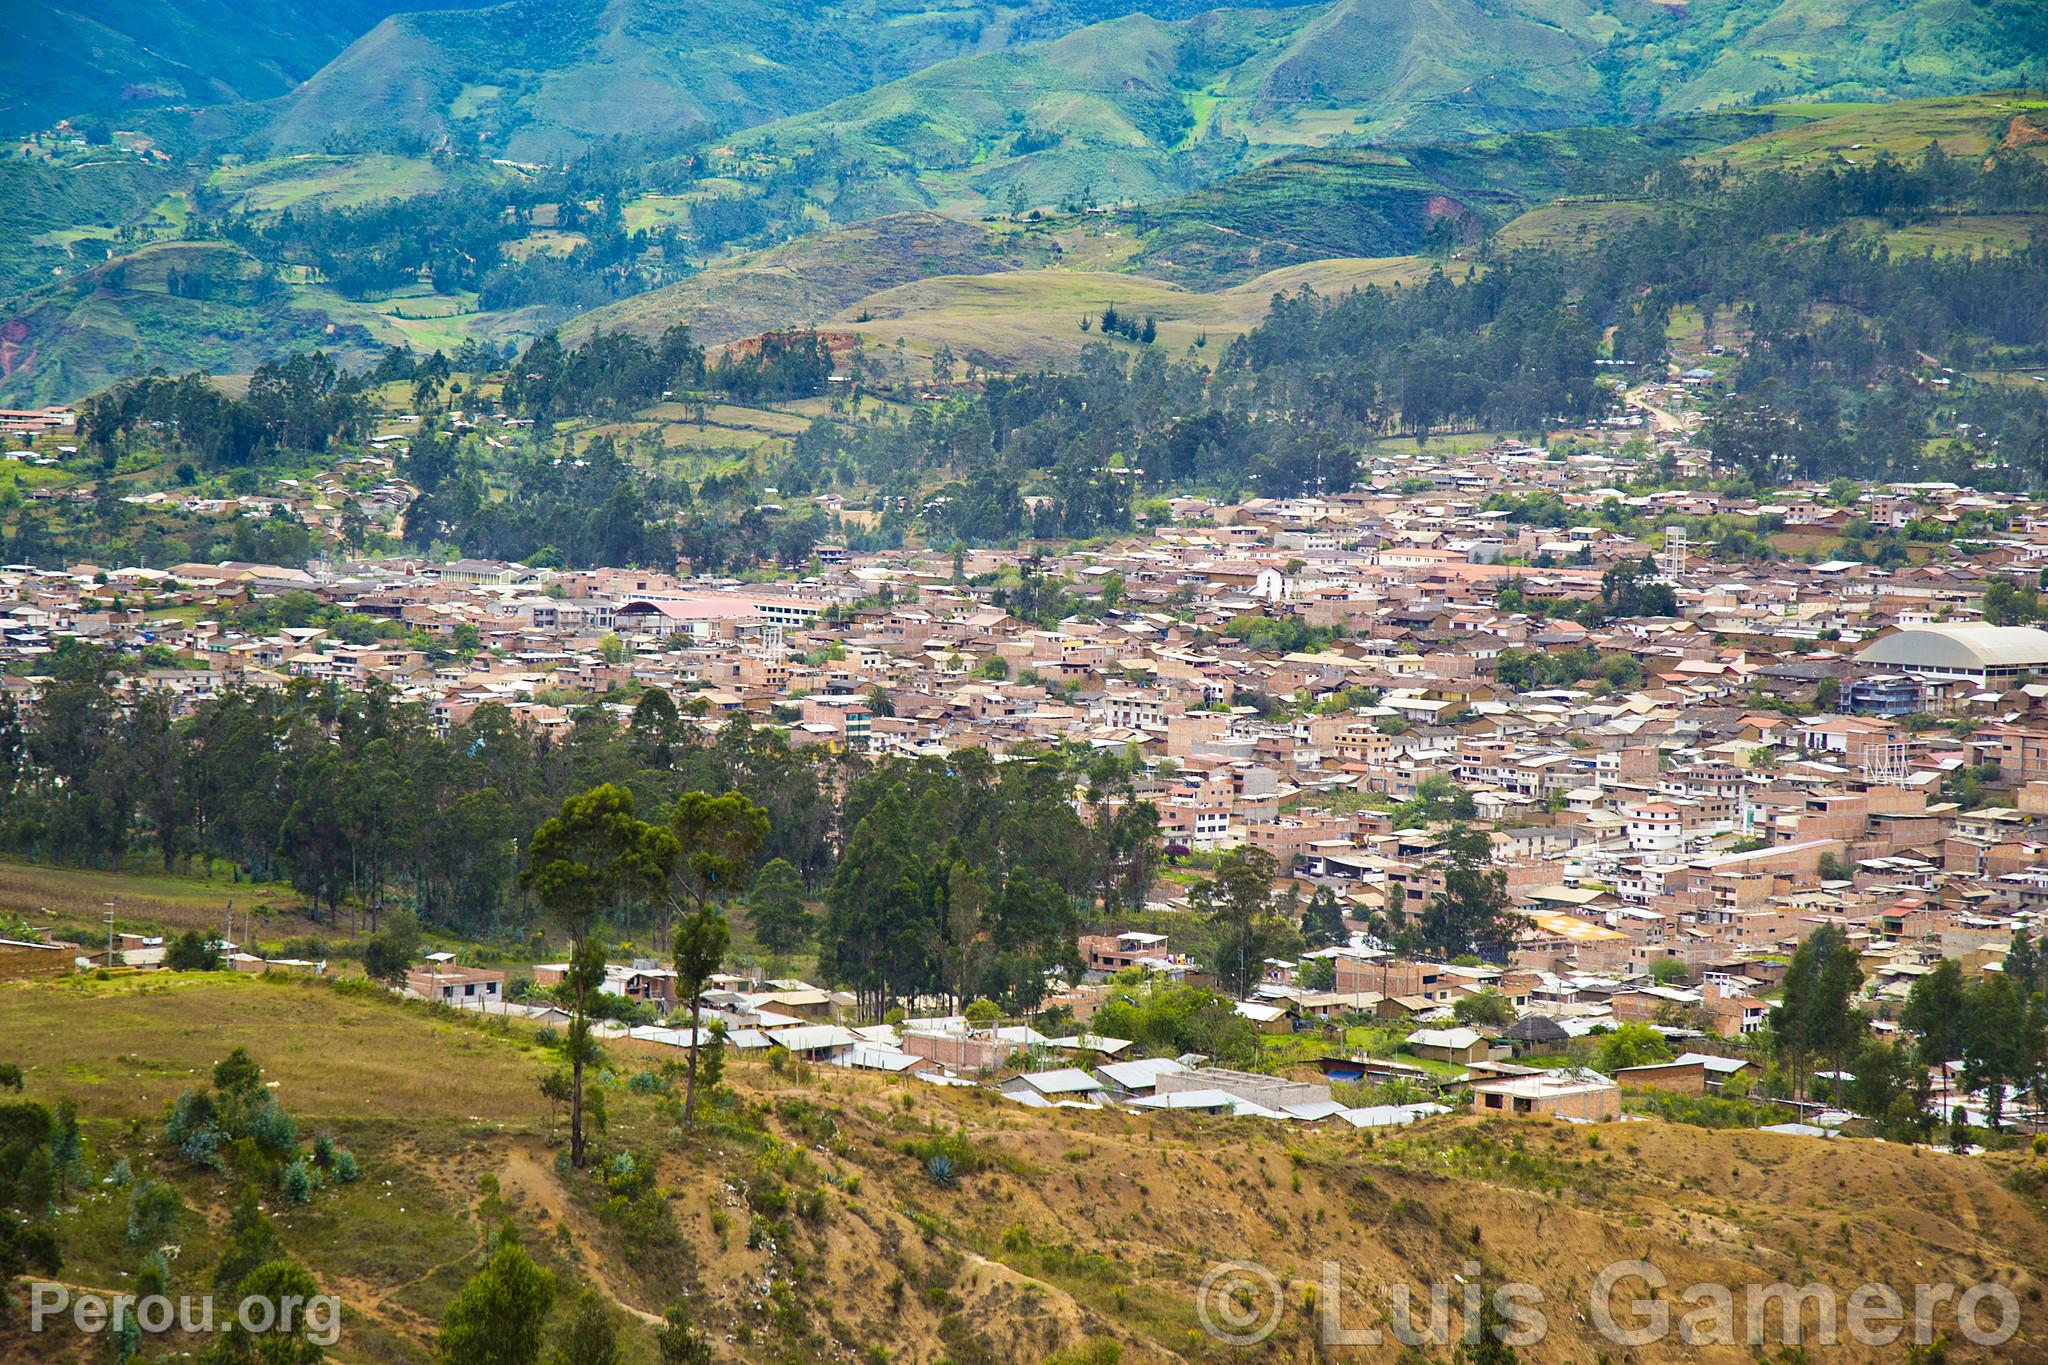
[10,426,2048,1133]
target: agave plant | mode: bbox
[925,1155,956,1187]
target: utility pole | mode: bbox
[104,909,116,969]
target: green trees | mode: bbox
[666,790,768,939]
[203,1258,329,1364]
[1417,825,1512,961]
[440,1228,556,1365]
[214,1189,284,1297]
[1092,981,1260,1067]
[819,753,1107,1018]
[359,909,422,985]
[80,353,371,470]
[1598,557,1677,621]
[1299,886,1347,948]
[166,929,222,971]
[547,1289,622,1365]
[654,1306,714,1365]
[746,858,812,958]
[0,1087,67,1311]
[1770,926,1865,1101]
[1901,957,1966,1107]
[1190,847,1296,1000]
[127,1176,184,1249]
[523,785,675,1168]
[1959,973,2034,1130]
[1453,989,1516,1028]
[1842,1038,1924,1136]
[1493,645,1640,692]
[1395,775,1477,829]
[672,909,730,1125]
[1594,1023,1672,1073]
[666,790,765,1124]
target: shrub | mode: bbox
[901,1128,987,1175]
[627,1069,671,1096]
[241,1093,299,1159]
[745,1178,790,1216]
[127,1178,183,1247]
[332,1149,360,1183]
[280,1158,315,1205]
[166,1090,226,1170]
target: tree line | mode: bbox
[79,351,372,470]
[1764,923,2048,1141]
[0,649,1168,1014]
[0,645,837,936]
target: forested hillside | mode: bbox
[441,147,2048,562]
[19,136,2037,580]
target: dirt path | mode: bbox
[1624,385,1686,433]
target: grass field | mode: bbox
[834,254,1437,376]
[1496,197,1661,250]
[206,156,466,216]
[0,855,313,941]
[1844,211,2048,255]
[1697,92,2048,172]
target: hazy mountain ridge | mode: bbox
[722,0,2048,228]
[0,0,479,134]
[252,0,1238,162]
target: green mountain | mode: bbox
[252,0,1232,162]
[0,241,384,407]
[727,7,1325,217]
[731,0,2048,223]
[0,0,478,134]
[1116,109,1817,285]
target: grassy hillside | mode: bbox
[12,91,2043,406]
[1623,0,2048,119]
[830,255,1441,376]
[254,0,1234,163]
[0,241,383,407]
[1690,90,2048,171]
[3,972,2046,1363]
[562,213,1039,347]
[0,856,318,942]
[1485,91,2048,256]
[1039,110,1801,286]
[0,153,185,304]
[203,153,514,217]
[725,7,1327,218]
